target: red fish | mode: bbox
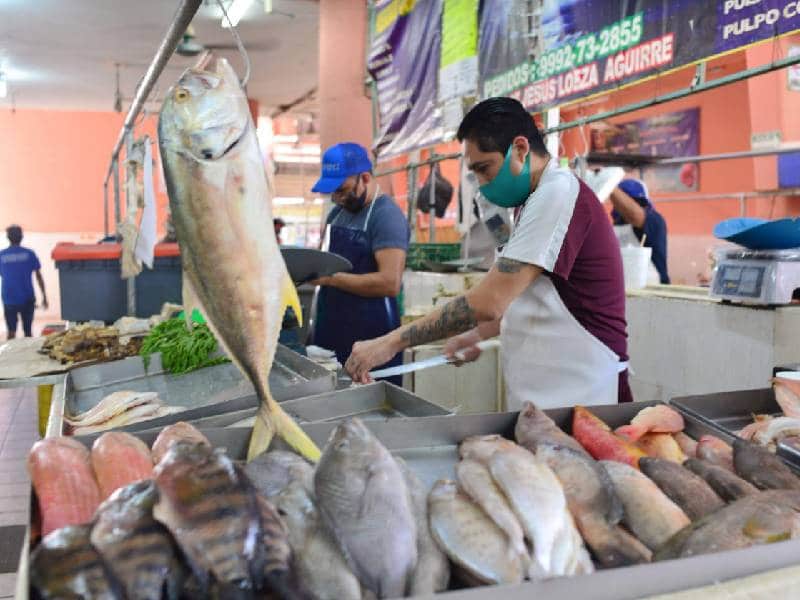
[91,432,154,500]
[28,438,101,536]
[572,406,646,469]
[615,405,684,442]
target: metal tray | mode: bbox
[46,345,336,437]
[21,402,800,600]
[671,388,800,471]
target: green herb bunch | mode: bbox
[140,317,230,374]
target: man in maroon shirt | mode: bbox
[345,97,632,407]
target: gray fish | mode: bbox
[733,438,800,491]
[655,490,800,560]
[153,441,291,597]
[314,419,417,598]
[31,525,122,600]
[398,458,450,595]
[245,450,314,498]
[514,401,590,456]
[639,457,725,520]
[683,458,758,502]
[536,444,651,567]
[91,480,183,600]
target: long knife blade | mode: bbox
[369,340,495,379]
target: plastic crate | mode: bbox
[406,243,461,271]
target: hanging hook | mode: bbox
[216,0,252,89]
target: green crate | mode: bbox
[406,243,461,271]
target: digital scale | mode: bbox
[710,247,800,305]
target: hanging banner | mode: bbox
[439,0,480,136]
[369,0,444,159]
[481,0,800,112]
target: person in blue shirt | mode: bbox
[610,179,671,284]
[0,225,48,339]
[308,143,410,385]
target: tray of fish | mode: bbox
[21,399,800,600]
[671,376,800,471]
[45,344,336,437]
[166,381,453,429]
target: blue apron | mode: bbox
[313,197,403,385]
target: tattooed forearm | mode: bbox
[496,257,525,273]
[401,296,478,346]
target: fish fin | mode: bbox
[282,272,303,327]
[248,394,321,463]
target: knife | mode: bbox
[369,340,496,379]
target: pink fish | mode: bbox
[773,377,800,419]
[91,432,153,500]
[615,405,684,442]
[672,432,698,458]
[696,435,734,472]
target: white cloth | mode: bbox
[135,139,157,269]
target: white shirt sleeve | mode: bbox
[501,167,579,272]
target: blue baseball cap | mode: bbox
[311,143,373,193]
[618,178,651,204]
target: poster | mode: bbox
[789,45,800,91]
[368,0,444,159]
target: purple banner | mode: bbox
[369,0,444,159]
[716,0,800,53]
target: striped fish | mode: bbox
[30,525,123,599]
[90,480,184,600]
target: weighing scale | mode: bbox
[710,247,800,305]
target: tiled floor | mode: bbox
[0,387,39,599]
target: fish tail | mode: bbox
[247,390,320,463]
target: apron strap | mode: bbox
[363,186,380,231]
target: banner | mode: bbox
[481,0,800,112]
[369,0,444,159]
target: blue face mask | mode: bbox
[479,147,532,208]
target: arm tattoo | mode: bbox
[401,296,477,346]
[496,257,525,273]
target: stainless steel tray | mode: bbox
[22,402,800,600]
[46,345,335,437]
[671,388,800,471]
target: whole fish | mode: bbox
[572,406,646,468]
[69,402,170,436]
[636,432,687,463]
[314,419,417,598]
[91,481,183,600]
[639,457,725,520]
[64,390,159,426]
[488,445,593,577]
[774,376,800,418]
[536,443,651,567]
[615,405,684,442]
[28,437,102,536]
[672,432,698,458]
[655,490,800,560]
[244,449,314,498]
[428,479,524,586]
[153,441,291,596]
[91,432,153,500]
[601,460,690,551]
[272,481,360,600]
[459,434,519,463]
[683,458,758,502]
[158,58,317,462]
[733,438,800,491]
[514,401,589,456]
[696,435,734,471]
[151,421,210,465]
[30,525,122,599]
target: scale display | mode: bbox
[713,264,766,298]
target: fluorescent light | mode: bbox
[0,73,7,99]
[264,0,273,13]
[273,196,305,205]
[221,0,252,28]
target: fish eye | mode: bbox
[175,88,190,102]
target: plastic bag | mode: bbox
[418,164,454,218]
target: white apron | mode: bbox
[501,275,628,410]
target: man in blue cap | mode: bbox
[308,142,410,384]
[610,179,670,284]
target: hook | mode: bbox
[217,0,252,89]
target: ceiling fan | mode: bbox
[175,25,279,56]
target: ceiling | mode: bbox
[0,0,319,114]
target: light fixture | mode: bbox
[0,72,7,99]
[221,0,252,28]
[264,0,272,13]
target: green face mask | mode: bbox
[479,146,532,208]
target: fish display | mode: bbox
[655,491,800,560]
[514,401,589,456]
[245,449,314,498]
[732,438,800,491]
[615,405,684,442]
[150,421,210,464]
[428,480,525,586]
[65,390,182,436]
[683,458,758,502]
[91,432,154,500]
[572,406,647,468]
[636,432,687,463]
[639,457,725,520]
[601,460,690,551]
[90,481,183,599]
[158,57,316,462]
[314,419,417,598]
[28,437,102,536]
[696,435,734,471]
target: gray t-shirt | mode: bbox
[326,194,410,253]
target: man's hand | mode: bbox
[443,329,483,366]
[307,275,333,287]
[345,334,400,384]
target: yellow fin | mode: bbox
[282,273,303,327]
[247,391,321,462]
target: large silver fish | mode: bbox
[158,58,318,462]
